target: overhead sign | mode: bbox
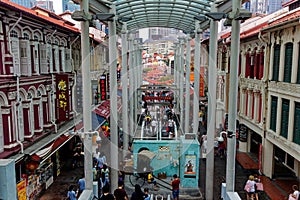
[99,75,107,101]
[56,74,69,122]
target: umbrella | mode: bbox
[138,150,156,160]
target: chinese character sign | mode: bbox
[56,74,69,122]
[99,75,107,100]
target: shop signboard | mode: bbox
[239,124,248,142]
[99,75,107,100]
[17,180,27,200]
[56,74,69,122]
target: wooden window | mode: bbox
[270,96,278,132]
[283,43,293,83]
[280,99,289,139]
[273,44,280,81]
[293,102,300,145]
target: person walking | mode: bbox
[67,185,77,200]
[288,185,300,200]
[244,175,256,200]
[99,184,114,200]
[143,188,151,200]
[171,174,180,200]
[77,176,85,198]
[114,180,128,200]
[130,184,145,200]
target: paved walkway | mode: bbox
[236,151,298,200]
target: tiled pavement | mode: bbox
[236,151,298,200]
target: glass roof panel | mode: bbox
[110,0,214,32]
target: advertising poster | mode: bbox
[17,180,27,200]
[184,155,196,175]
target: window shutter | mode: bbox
[47,44,53,73]
[40,44,48,74]
[283,43,293,83]
[34,43,39,74]
[65,48,71,72]
[61,48,65,72]
[20,40,30,76]
[18,107,24,141]
[55,46,59,72]
[270,96,278,132]
[11,40,20,75]
[280,99,289,138]
[293,103,300,145]
[273,45,280,81]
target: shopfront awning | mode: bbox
[32,134,74,163]
[92,112,106,130]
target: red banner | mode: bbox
[143,96,173,101]
[56,74,69,122]
[99,75,107,100]
[199,67,205,97]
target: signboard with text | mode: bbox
[99,75,107,100]
[56,74,69,122]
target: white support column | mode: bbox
[184,35,191,133]
[108,6,119,191]
[121,23,129,157]
[226,0,241,192]
[128,34,134,138]
[179,37,185,130]
[80,0,92,191]
[193,22,201,134]
[206,7,218,198]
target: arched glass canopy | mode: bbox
[109,0,214,32]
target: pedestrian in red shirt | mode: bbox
[171,174,180,200]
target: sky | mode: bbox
[53,0,62,14]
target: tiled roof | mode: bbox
[0,0,79,33]
[266,8,300,28]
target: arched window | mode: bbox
[24,33,29,40]
[10,30,18,38]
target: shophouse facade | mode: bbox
[261,4,300,179]
[0,1,108,199]
[217,1,300,181]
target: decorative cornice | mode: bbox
[268,81,300,97]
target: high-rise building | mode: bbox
[62,0,80,12]
[36,0,54,12]
[249,0,290,14]
[10,0,36,8]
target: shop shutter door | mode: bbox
[270,96,278,132]
[280,99,289,138]
[273,45,280,81]
[283,43,293,83]
[293,103,300,145]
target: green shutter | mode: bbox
[280,99,289,138]
[283,43,293,83]
[270,96,278,131]
[293,103,300,145]
[273,45,280,81]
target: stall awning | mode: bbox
[92,112,106,130]
[32,134,74,163]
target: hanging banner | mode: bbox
[99,75,107,100]
[17,180,27,200]
[56,74,69,122]
[199,67,205,97]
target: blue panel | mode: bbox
[92,112,106,130]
